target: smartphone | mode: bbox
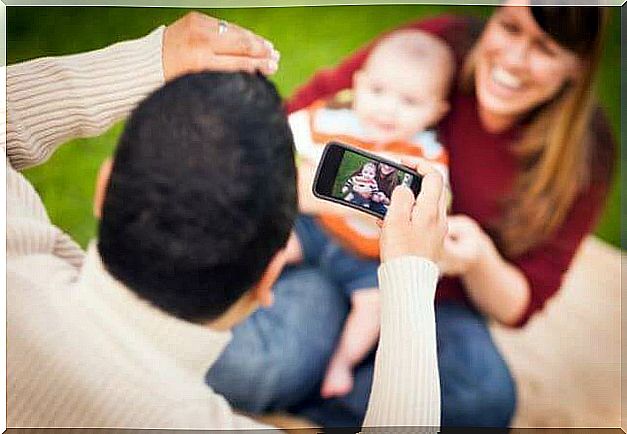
[312,142,422,219]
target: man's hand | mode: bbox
[163,12,280,80]
[379,159,447,264]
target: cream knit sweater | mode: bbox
[4,26,440,430]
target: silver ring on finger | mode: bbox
[218,19,228,35]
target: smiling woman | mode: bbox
[473,7,583,127]
[465,5,609,258]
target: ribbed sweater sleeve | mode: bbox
[5,26,165,171]
[363,256,441,431]
[4,27,165,268]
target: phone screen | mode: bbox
[313,142,422,219]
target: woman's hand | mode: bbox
[440,214,531,326]
[438,215,494,277]
[380,159,448,264]
[163,12,280,80]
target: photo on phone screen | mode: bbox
[313,142,422,219]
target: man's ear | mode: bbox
[252,248,287,307]
[93,158,113,219]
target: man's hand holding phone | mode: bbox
[380,159,448,264]
[312,142,422,219]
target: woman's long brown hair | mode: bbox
[462,6,608,258]
[375,164,401,197]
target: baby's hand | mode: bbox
[321,359,354,398]
[373,192,390,205]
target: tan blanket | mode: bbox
[492,236,622,427]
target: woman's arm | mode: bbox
[363,162,447,429]
[442,175,611,327]
[440,216,530,326]
[463,246,530,327]
[442,108,615,327]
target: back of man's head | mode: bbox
[98,72,296,323]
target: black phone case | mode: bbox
[312,141,422,220]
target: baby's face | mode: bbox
[361,163,376,180]
[353,51,449,144]
[353,181,371,195]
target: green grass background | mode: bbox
[7,6,622,249]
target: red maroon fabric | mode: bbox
[287,15,615,327]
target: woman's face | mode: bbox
[475,5,582,124]
[379,163,396,176]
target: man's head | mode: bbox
[353,30,454,143]
[97,72,296,325]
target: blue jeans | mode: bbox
[291,302,517,428]
[206,265,349,412]
[295,215,379,295]
[206,267,516,428]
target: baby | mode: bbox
[287,29,454,398]
[342,162,379,208]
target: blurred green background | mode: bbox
[7,6,621,249]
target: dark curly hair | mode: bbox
[98,72,297,323]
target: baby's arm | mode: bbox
[284,231,304,265]
[321,288,380,398]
